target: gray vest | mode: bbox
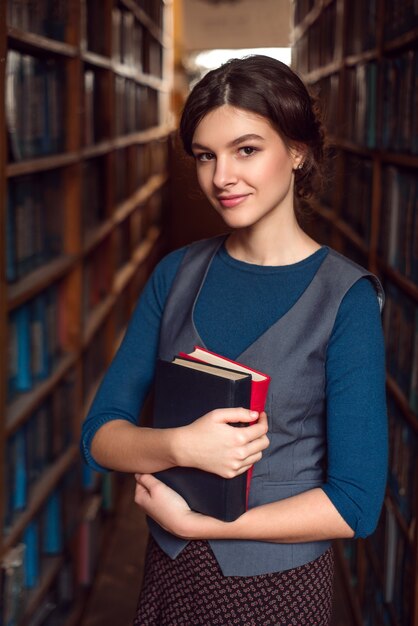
[148,236,384,576]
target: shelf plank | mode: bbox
[386,375,418,433]
[301,60,342,84]
[7,152,79,177]
[82,294,115,348]
[384,26,418,54]
[328,137,418,168]
[18,556,63,626]
[7,28,77,57]
[291,1,323,43]
[311,202,369,255]
[119,0,166,46]
[6,353,77,436]
[345,49,379,67]
[380,262,418,303]
[6,128,173,177]
[112,124,174,149]
[3,446,79,551]
[7,255,77,311]
[385,492,415,547]
[83,220,115,256]
[113,226,160,295]
[114,173,168,224]
[81,50,112,70]
[81,140,115,160]
[83,173,168,255]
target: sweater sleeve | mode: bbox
[80,246,188,471]
[321,277,388,538]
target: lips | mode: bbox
[217,194,249,208]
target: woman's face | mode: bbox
[191,105,303,231]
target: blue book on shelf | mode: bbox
[12,429,27,512]
[30,293,50,382]
[43,491,63,554]
[23,521,40,588]
[14,305,33,392]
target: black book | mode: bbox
[153,357,252,522]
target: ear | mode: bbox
[289,144,307,171]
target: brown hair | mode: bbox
[179,55,326,202]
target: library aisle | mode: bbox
[79,475,355,626]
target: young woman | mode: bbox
[81,56,388,625]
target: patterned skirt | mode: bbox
[134,537,334,626]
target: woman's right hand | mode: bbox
[173,409,269,478]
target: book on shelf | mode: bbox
[6,172,64,283]
[23,520,40,589]
[0,543,26,626]
[42,490,63,555]
[153,347,270,522]
[7,284,67,401]
[6,50,65,162]
[78,495,103,586]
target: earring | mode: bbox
[297,162,304,170]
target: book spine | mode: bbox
[225,377,254,522]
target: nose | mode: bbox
[212,156,238,189]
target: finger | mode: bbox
[244,436,270,457]
[233,462,258,476]
[246,414,269,438]
[134,473,143,484]
[214,408,259,424]
[137,473,161,490]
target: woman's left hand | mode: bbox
[134,473,212,539]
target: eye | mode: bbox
[238,146,258,157]
[194,152,215,162]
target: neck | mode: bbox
[226,216,320,267]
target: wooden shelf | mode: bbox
[6,353,77,436]
[3,445,79,551]
[385,492,415,546]
[384,25,418,53]
[113,226,160,295]
[18,555,63,626]
[380,263,418,303]
[82,294,115,348]
[83,173,167,255]
[7,255,77,311]
[311,201,369,254]
[345,49,379,67]
[292,1,418,624]
[113,173,168,224]
[119,0,166,46]
[386,375,418,434]
[6,152,79,178]
[300,60,342,83]
[7,28,77,57]
[327,137,418,168]
[1,0,172,623]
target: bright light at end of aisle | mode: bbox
[192,47,292,72]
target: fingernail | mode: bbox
[250,411,259,417]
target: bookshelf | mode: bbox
[1,0,173,624]
[291,1,418,625]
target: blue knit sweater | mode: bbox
[81,243,388,539]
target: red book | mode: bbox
[178,346,271,508]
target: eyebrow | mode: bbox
[191,133,265,151]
